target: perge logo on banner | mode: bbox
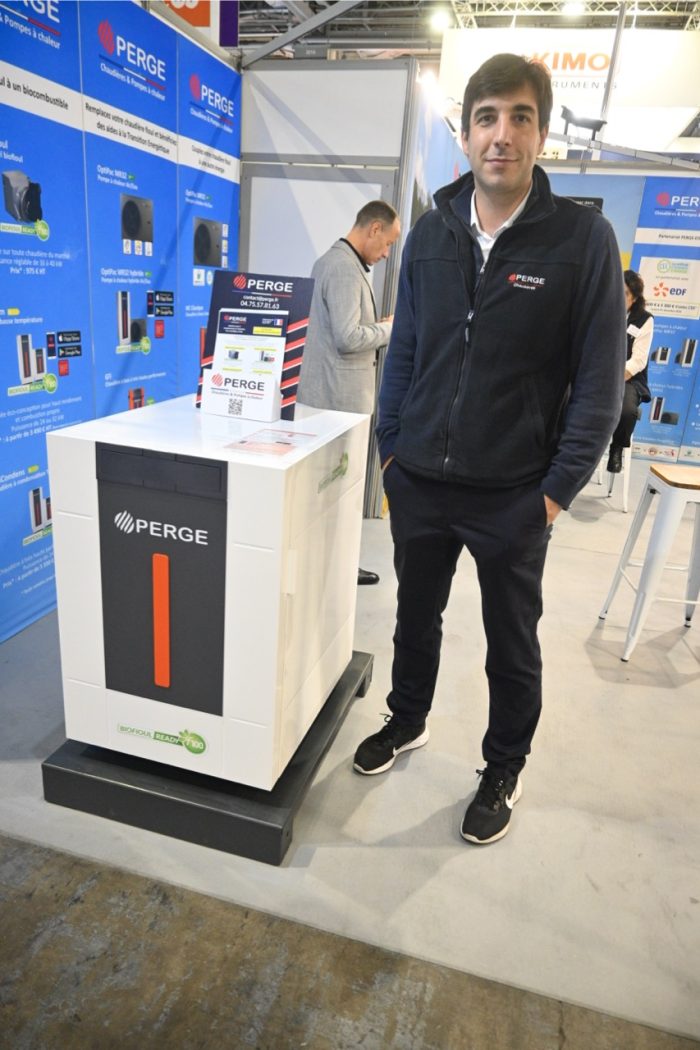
[655,190,700,213]
[232,274,294,293]
[188,73,235,118]
[97,19,115,53]
[97,19,167,82]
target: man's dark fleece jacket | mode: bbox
[377,165,627,510]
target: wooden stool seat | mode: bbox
[599,463,700,661]
[649,463,700,490]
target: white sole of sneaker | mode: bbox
[353,726,430,775]
[460,775,523,845]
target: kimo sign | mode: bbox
[439,29,700,155]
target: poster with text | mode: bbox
[79,0,178,418]
[199,271,314,422]
[176,34,241,396]
[681,366,700,463]
[631,177,700,462]
[0,0,93,642]
[548,173,646,267]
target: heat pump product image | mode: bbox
[117,290,131,346]
[649,396,665,423]
[128,387,145,409]
[193,217,223,267]
[34,346,46,380]
[29,486,45,533]
[675,339,697,367]
[121,194,153,243]
[651,346,670,365]
[2,170,43,222]
[17,333,34,384]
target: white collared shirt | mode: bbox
[470,188,531,266]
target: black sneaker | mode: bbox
[353,715,429,775]
[460,765,522,844]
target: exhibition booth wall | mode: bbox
[1,8,699,648]
[238,58,700,509]
[0,0,241,641]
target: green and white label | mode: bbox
[118,723,207,755]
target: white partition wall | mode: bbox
[241,64,409,164]
[240,166,397,291]
[239,59,419,517]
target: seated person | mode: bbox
[607,270,653,473]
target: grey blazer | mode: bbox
[297,239,392,415]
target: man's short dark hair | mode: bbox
[462,53,553,134]
[355,200,399,229]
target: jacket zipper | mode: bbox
[442,230,492,475]
[437,200,549,475]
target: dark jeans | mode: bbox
[383,462,553,770]
[611,382,642,448]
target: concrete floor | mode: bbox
[2,833,698,1050]
[1,458,699,1046]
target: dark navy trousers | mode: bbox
[383,462,553,771]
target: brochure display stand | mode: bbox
[42,396,371,863]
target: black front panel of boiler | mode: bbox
[97,443,227,715]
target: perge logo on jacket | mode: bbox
[508,273,546,291]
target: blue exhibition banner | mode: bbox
[683,368,700,462]
[176,34,241,396]
[630,177,700,462]
[1,0,94,642]
[79,0,179,417]
[548,173,645,264]
[0,0,80,89]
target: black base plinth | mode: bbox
[42,651,373,866]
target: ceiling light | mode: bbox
[563,1,586,15]
[430,9,451,33]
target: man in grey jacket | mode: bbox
[298,200,400,585]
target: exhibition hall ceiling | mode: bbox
[237,0,700,59]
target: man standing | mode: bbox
[298,200,401,585]
[353,54,626,842]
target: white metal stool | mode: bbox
[596,408,642,513]
[596,445,633,510]
[599,463,700,661]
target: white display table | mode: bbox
[46,396,370,792]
